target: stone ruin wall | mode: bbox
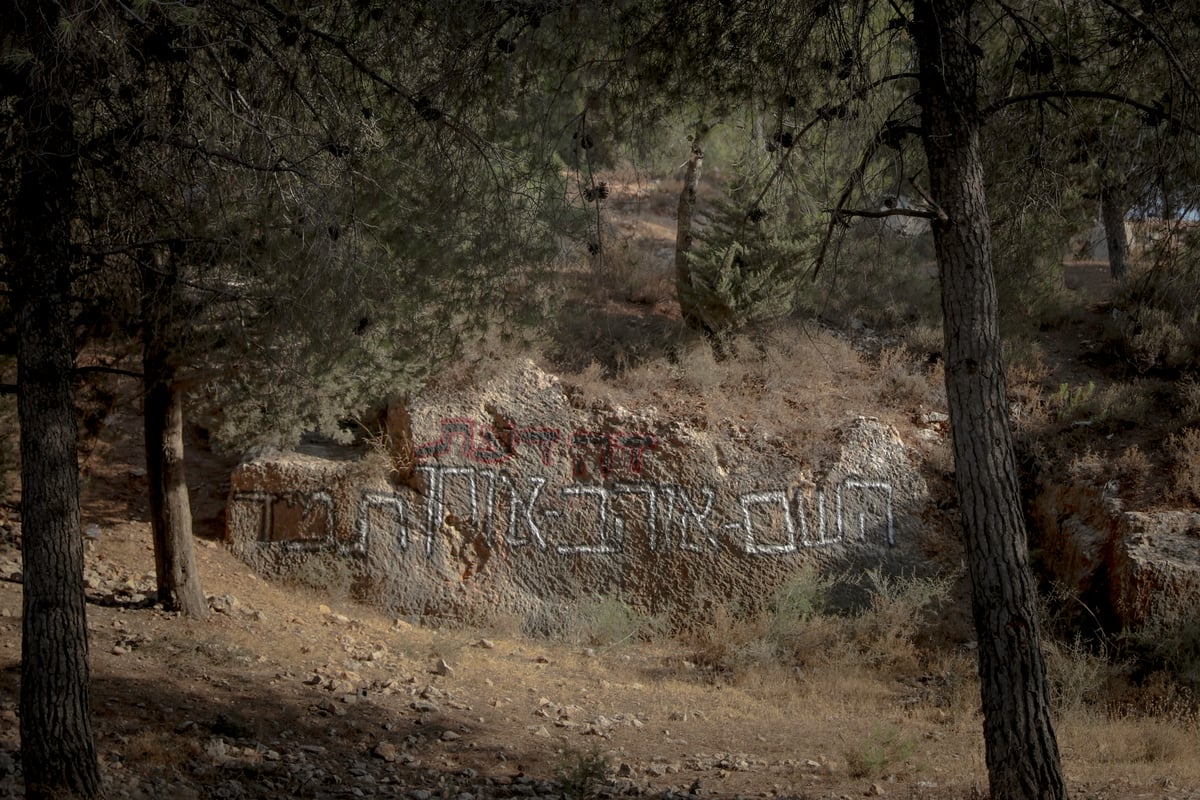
[226,362,944,626]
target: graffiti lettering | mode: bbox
[730,491,798,555]
[512,428,561,466]
[552,484,620,553]
[500,472,548,548]
[414,418,514,464]
[357,490,407,554]
[793,489,830,546]
[570,430,658,477]
[414,418,656,475]
[838,480,895,546]
[658,485,717,552]
[231,490,343,554]
[233,473,897,560]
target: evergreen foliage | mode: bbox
[58,1,583,448]
[682,190,809,338]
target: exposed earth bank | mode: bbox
[2,383,1199,800]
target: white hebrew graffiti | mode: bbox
[838,480,895,546]
[730,491,798,555]
[231,490,342,553]
[232,470,896,559]
[357,490,407,554]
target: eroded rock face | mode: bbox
[228,361,936,624]
[1032,475,1200,633]
[1110,512,1200,630]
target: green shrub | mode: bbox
[568,596,667,648]
[687,567,952,676]
[844,724,918,779]
[680,192,810,341]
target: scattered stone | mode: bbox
[208,594,240,614]
[867,782,886,796]
[476,639,494,649]
[412,700,440,713]
[435,658,453,676]
[373,742,398,762]
[441,730,461,742]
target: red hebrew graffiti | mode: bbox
[415,418,562,466]
[512,427,562,466]
[414,418,657,475]
[570,430,658,477]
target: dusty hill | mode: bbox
[1,406,1199,800]
[3,177,1200,800]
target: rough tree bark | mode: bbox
[143,257,210,617]
[675,123,710,332]
[5,2,103,796]
[1100,185,1131,281]
[912,2,1069,799]
[1160,170,1175,222]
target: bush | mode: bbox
[1108,228,1200,373]
[1167,427,1200,504]
[680,192,809,341]
[844,724,918,779]
[1131,614,1200,692]
[1043,635,1122,716]
[842,569,953,669]
[686,567,952,677]
[568,596,667,648]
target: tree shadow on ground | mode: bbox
[0,665,572,799]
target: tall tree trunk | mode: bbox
[1100,186,1131,281]
[5,3,103,797]
[912,2,1068,799]
[1160,170,1175,222]
[143,261,210,617]
[675,123,709,332]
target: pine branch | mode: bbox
[983,90,1200,136]
[827,206,944,221]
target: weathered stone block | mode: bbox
[1110,512,1200,630]
[227,361,937,624]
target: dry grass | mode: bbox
[681,567,953,681]
[559,323,917,471]
[1168,428,1200,504]
[874,346,945,410]
[1059,715,1200,784]
[8,519,1198,799]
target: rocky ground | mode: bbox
[1,435,1198,800]
[2,514,970,800]
[1,187,1198,799]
